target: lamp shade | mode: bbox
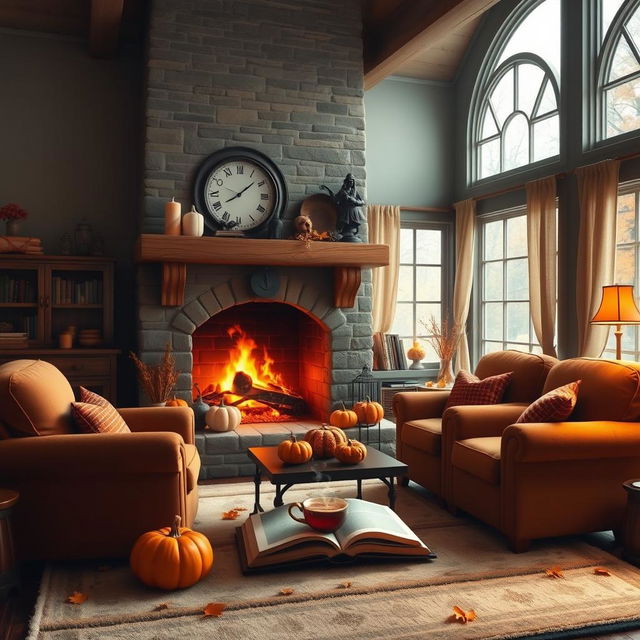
[591,285,640,325]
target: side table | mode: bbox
[0,489,19,599]
[622,479,640,564]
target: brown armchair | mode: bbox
[448,357,640,551]
[392,350,557,500]
[0,359,200,561]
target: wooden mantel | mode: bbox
[136,234,389,308]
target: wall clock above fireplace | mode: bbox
[193,147,287,238]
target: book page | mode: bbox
[250,503,340,554]
[335,499,427,550]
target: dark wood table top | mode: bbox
[0,489,19,510]
[247,445,407,483]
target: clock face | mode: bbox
[203,159,276,231]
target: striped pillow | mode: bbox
[444,370,513,410]
[515,380,581,424]
[71,387,130,434]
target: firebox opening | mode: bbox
[192,302,330,423]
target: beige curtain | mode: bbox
[368,205,401,333]
[453,199,476,372]
[526,176,558,358]
[575,159,620,357]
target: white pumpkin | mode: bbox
[205,399,242,432]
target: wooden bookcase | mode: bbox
[0,255,119,402]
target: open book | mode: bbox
[237,499,435,571]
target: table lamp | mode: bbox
[591,284,640,359]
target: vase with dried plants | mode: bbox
[130,345,179,406]
[420,315,461,387]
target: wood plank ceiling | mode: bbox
[0,0,499,85]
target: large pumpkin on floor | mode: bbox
[304,424,348,459]
[205,398,242,432]
[353,396,384,425]
[278,435,313,464]
[130,515,213,590]
[329,401,358,429]
[335,439,367,464]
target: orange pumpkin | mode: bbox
[335,439,367,464]
[278,435,313,464]
[130,515,213,590]
[304,424,348,459]
[407,340,426,361]
[353,395,384,425]
[329,401,358,429]
[166,396,189,407]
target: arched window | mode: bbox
[598,0,640,139]
[471,0,561,182]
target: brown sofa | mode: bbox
[0,359,200,561]
[448,357,640,551]
[392,350,557,502]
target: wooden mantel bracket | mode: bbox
[162,263,186,306]
[333,267,362,308]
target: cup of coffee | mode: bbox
[287,496,348,532]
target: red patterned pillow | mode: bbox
[444,370,513,410]
[71,387,130,434]
[515,380,581,424]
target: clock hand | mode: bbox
[224,182,255,203]
[237,181,255,196]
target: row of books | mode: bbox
[373,333,408,371]
[52,278,103,305]
[0,332,28,349]
[0,275,36,303]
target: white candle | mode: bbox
[164,197,181,235]
[182,205,204,237]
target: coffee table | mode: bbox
[247,445,408,514]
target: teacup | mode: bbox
[287,496,348,532]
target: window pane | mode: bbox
[390,303,412,337]
[533,114,559,161]
[608,33,640,81]
[603,0,626,37]
[416,303,441,334]
[617,193,636,243]
[481,104,499,139]
[622,324,636,349]
[497,0,561,73]
[628,7,640,52]
[416,229,441,263]
[480,139,501,179]
[616,245,636,284]
[506,258,529,300]
[483,262,503,301]
[506,215,527,257]
[484,302,503,340]
[399,228,414,263]
[490,68,515,127]
[484,220,503,260]
[483,341,503,355]
[503,113,530,171]
[416,266,441,301]
[517,63,545,116]
[397,265,414,301]
[606,78,640,137]
[535,80,557,117]
[506,302,530,342]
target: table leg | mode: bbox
[357,478,362,499]
[251,466,264,515]
[388,476,396,511]
[274,484,284,508]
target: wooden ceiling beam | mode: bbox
[364,0,500,89]
[89,0,124,58]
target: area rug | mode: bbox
[27,480,640,640]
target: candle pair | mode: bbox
[164,198,204,237]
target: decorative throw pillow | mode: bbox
[71,387,130,434]
[444,370,513,410]
[515,380,581,424]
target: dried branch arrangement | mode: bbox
[420,315,461,362]
[130,344,179,404]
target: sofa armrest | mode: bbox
[117,406,194,444]
[444,403,527,440]
[0,432,186,479]
[502,421,640,462]
[392,391,450,423]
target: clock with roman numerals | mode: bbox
[193,147,287,238]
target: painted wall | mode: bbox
[364,77,454,208]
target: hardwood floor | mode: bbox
[2,480,640,640]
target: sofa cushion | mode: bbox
[475,350,557,403]
[401,418,442,455]
[515,381,581,424]
[452,437,502,485]
[0,359,74,437]
[542,358,640,422]
[445,370,512,410]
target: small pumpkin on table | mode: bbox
[304,423,348,459]
[335,439,367,464]
[277,435,313,464]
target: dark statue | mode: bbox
[321,173,366,242]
